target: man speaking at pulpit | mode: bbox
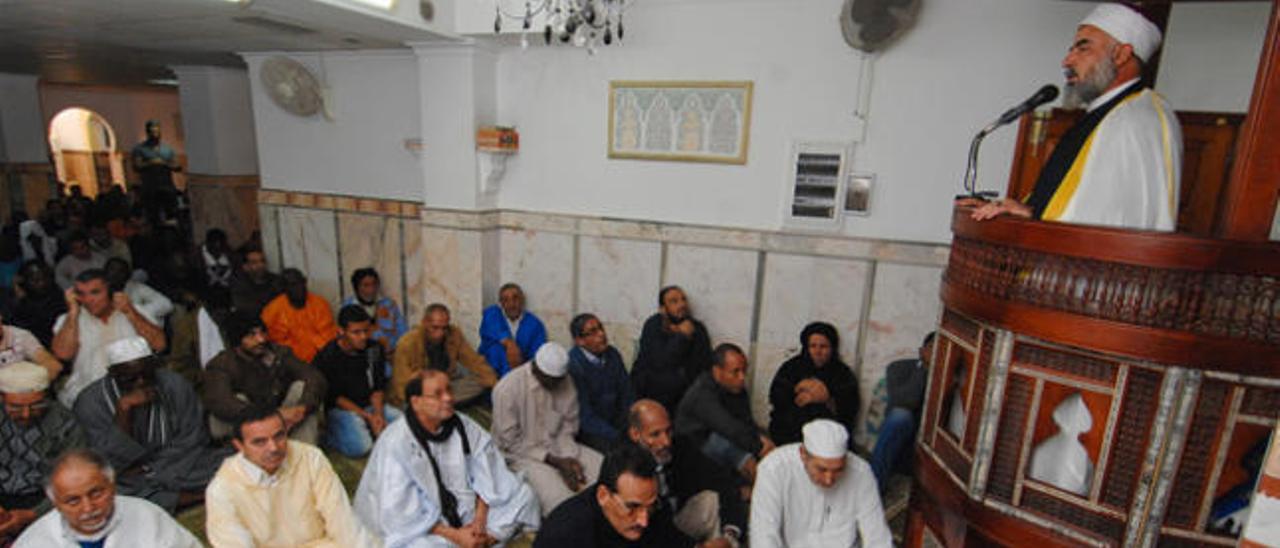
[972,3,1182,231]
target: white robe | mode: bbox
[53,310,142,408]
[1047,80,1182,231]
[749,445,892,548]
[13,495,201,548]
[354,413,540,547]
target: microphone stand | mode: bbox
[958,119,1002,201]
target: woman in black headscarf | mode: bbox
[767,321,860,446]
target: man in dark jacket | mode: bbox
[535,443,730,548]
[568,313,634,452]
[869,331,935,493]
[675,343,774,484]
[631,286,712,413]
[202,312,327,445]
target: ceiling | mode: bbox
[0,0,458,85]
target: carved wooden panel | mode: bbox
[941,309,980,346]
[1021,488,1125,540]
[963,332,994,452]
[988,374,1035,503]
[1165,380,1232,528]
[1101,368,1162,510]
[933,432,972,484]
[1241,386,1280,419]
[1014,343,1117,384]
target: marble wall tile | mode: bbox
[257,204,282,270]
[578,218,665,242]
[663,244,759,349]
[577,236,663,364]
[337,212,404,315]
[402,219,428,325]
[278,207,342,310]
[497,210,579,233]
[858,262,944,441]
[661,225,762,251]
[496,228,576,348]
[752,253,873,427]
[189,181,259,250]
[418,224,483,334]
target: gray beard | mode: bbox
[1062,54,1118,109]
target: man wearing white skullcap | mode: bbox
[493,341,604,515]
[750,419,891,547]
[72,337,231,513]
[972,2,1182,232]
[0,362,85,543]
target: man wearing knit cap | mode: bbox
[493,341,604,515]
[972,2,1182,231]
[73,337,231,512]
[749,419,891,548]
[0,362,85,543]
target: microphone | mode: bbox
[995,84,1059,126]
[960,84,1059,198]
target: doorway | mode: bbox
[48,107,125,197]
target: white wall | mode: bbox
[174,66,260,176]
[0,73,48,163]
[39,83,185,156]
[243,51,424,200]
[1157,2,1270,113]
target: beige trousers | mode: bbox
[509,445,604,516]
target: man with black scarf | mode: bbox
[355,369,540,546]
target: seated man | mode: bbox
[52,268,166,407]
[14,448,201,548]
[314,305,402,458]
[10,261,67,347]
[205,406,378,548]
[390,303,497,407]
[567,313,634,453]
[870,331,935,492]
[342,268,408,360]
[229,245,281,318]
[628,399,746,545]
[767,321,860,446]
[493,342,603,515]
[749,420,892,548]
[632,285,713,413]
[104,257,173,324]
[535,443,730,548]
[87,221,131,265]
[355,370,540,546]
[73,337,230,512]
[0,362,85,543]
[193,228,234,309]
[260,268,335,363]
[53,231,105,289]
[675,343,774,483]
[203,312,328,445]
[0,311,64,380]
[478,283,547,378]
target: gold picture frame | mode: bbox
[608,80,753,164]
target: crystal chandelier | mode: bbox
[493,0,632,53]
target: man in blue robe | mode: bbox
[478,283,547,378]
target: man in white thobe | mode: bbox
[750,419,891,548]
[14,448,201,548]
[971,3,1181,231]
[355,370,539,546]
[493,342,603,516]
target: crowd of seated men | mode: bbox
[0,189,934,547]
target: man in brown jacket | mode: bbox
[202,312,328,444]
[390,303,497,406]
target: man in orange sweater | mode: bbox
[261,268,335,363]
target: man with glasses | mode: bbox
[355,370,539,546]
[535,443,730,547]
[73,337,229,512]
[0,362,85,543]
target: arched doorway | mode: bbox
[48,107,125,198]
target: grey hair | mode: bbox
[44,448,115,500]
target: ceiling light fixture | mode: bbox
[493,0,633,54]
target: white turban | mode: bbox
[106,337,152,367]
[534,342,569,377]
[0,362,51,394]
[802,419,849,460]
[1081,3,1162,62]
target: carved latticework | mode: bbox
[1101,368,1161,510]
[945,236,1280,345]
[987,374,1034,503]
[1014,343,1116,383]
[1164,380,1231,528]
[1021,488,1126,540]
[941,309,981,345]
[963,332,994,452]
[1241,386,1280,418]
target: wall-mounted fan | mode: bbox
[259,56,324,117]
[840,0,922,53]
